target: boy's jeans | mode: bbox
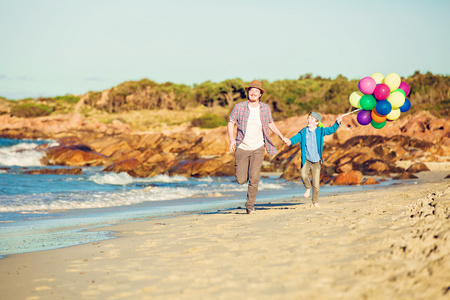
[234,146,265,211]
[301,160,321,204]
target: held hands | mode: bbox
[281,136,291,146]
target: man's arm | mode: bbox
[268,122,284,140]
[268,122,290,146]
[227,120,236,152]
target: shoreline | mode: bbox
[0,174,402,257]
[1,170,449,299]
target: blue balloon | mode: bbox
[399,98,411,112]
[375,100,392,116]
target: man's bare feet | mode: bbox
[304,189,311,198]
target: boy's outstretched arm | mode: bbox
[323,115,343,136]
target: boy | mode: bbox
[283,112,342,207]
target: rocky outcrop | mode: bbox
[41,142,110,167]
[168,154,235,178]
[23,168,83,175]
[0,111,448,182]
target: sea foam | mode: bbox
[0,142,46,167]
[89,172,134,185]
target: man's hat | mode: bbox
[245,80,265,94]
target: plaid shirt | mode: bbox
[229,100,277,155]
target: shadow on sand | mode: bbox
[205,201,306,215]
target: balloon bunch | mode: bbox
[349,73,411,129]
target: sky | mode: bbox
[0,0,449,100]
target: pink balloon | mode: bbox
[373,84,391,100]
[398,82,410,96]
[358,77,377,95]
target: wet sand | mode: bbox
[1,170,449,300]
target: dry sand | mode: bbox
[1,171,449,300]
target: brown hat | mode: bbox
[245,80,265,94]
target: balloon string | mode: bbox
[342,108,361,117]
[340,120,353,130]
[339,108,361,130]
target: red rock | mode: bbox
[333,170,363,185]
[362,177,379,185]
[336,162,353,173]
[365,160,390,173]
[103,158,141,173]
[145,152,176,166]
[169,154,235,178]
[63,150,108,166]
[429,119,446,131]
[43,143,108,167]
[23,168,83,175]
[393,172,418,180]
[406,162,430,173]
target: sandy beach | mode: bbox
[1,169,449,300]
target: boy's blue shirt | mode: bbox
[289,122,340,167]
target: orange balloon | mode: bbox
[372,109,387,123]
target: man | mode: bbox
[284,112,342,207]
[228,80,286,214]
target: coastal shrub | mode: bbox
[10,103,53,118]
[48,72,448,119]
[191,113,228,128]
[53,95,80,104]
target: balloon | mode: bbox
[371,109,387,123]
[349,91,363,108]
[393,88,406,98]
[387,91,405,109]
[358,77,377,95]
[371,72,384,84]
[375,100,392,116]
[399,98,411,112]
[373,84,390,100]
[371,119,387,129]
[386,108,401,120]
[359,94,377,110]
[383,73,401,91]
[357,109,372,126]
[398,82,410,96]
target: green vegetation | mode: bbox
[191,113,228,128]
[3,72,449,122]
[78,72,448,121]
[53,95,80,104]
[10,103,53,118]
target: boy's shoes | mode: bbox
[246,208,256,214]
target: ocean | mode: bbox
[0,138,394,257]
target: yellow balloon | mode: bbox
[349,91,363,108]
[387,91,406,109]
[383,73,401,91]
[386,108,401,120]
[371,72,384,84]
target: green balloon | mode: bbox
[393,88,406,98]
[371,119,387,129]
[360,95,377,110]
